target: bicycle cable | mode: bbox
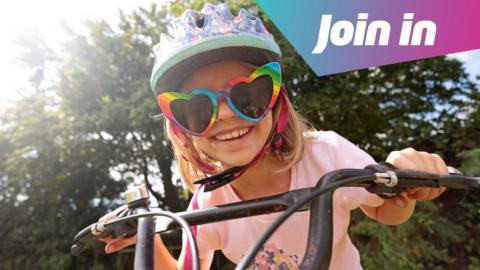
[104,210,200,270]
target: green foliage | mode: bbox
[460,149,480,176]
[0,94,126,269]
[1,0,479,269]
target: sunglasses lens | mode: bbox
[170,94,213,134]
[230,75,274,119]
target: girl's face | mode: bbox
[178,60,273,168]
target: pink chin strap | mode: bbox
[193,86,289,192]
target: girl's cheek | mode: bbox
[191,136,217,159]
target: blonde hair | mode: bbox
[165,94,312,192]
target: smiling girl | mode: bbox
[101,3,448,270]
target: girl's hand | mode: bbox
[98,205,137,254]
[386,148,448,206]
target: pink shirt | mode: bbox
[189,131,384,269]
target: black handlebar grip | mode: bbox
[92,221,138,254]
[438,167,467,205]
[91,239,108,254]
[100,219,138,239]
[365,164,467,204]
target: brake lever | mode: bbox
[365,164,467,204]
[71,207,138,256]
[71,186,150,256]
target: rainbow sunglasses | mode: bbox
[157,62,282,136]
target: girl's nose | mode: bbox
[216,97,236,121]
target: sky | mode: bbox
[0,0,479,109]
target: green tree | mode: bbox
[0,56,126,269]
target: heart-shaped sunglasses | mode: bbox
[157,62,282,136]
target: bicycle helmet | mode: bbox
[150,3,282,95]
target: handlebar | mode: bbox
[71,165,480,270]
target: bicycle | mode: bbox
[71,163,479,270]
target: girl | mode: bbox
[101,3,448,269]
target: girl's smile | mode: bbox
[212,126,252,142]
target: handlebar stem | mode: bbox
[300,169,375,270]
[134,206,155,270]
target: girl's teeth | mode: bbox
[215,128,250,141]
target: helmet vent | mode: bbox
[195,15,205,29]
